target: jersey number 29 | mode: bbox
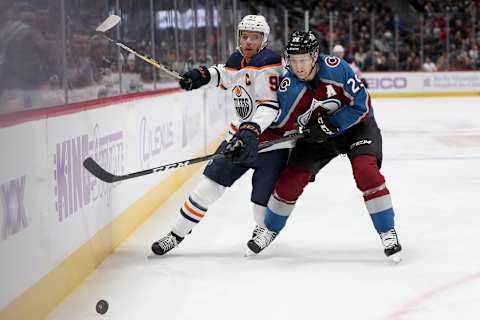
[347,74,365,94]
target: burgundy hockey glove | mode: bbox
[179,66,211,91]
[304,113,339,143]
[224,122,261,165]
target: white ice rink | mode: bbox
[49,97,480,320]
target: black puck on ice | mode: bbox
[96,299,109,314]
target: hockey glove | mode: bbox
[304,113,339,143]
[224,122,261,165]
[179,66,211,91]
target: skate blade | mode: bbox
[243,248,257,258]
[387,252,402,264]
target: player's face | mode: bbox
[289,53,316,80]
[239,31,263,59]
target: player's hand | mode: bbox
[179,66,211,91]
[304,113,339,143]
[224,122,261,165]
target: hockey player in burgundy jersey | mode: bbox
[151,15,294,256]
[247,31,402,263]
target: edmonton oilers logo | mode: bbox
[232,85,253,120]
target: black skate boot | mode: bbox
[379,229,402,263]
[247,228,277,254]
[151,232,184,256]
[252,225,266,238]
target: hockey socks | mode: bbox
[351,155,396,234]
[264,208,289,233]
[253,204,267,227]
[263,166,312,232]
[172,175,226,237]
[366,195,395,233]
[264,193,296,233]
[172,196,207,237]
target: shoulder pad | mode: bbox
[225,51,243,70]
[248,48,282,68]
[319,54,342,69]
[277,72,307,104]
[317,54,349,84]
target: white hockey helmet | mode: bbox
[237,15,270,50]
[332,44,345,57]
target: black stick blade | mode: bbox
[83,157,117,183]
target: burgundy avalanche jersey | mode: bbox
[270,54,373,138]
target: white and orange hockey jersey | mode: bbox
[207,48,293,151]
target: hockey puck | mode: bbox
[96,299,109,314]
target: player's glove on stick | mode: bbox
[304,113,339,143]
[224,122,261,165]
[179,66,211,91]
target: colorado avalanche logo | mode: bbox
[325,56,341,68]
[297,98,341,127]
[232,85,254,120]
[279,78,291,92]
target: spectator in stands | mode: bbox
[386,53,398,71]
[90,38,113,81]
[422,57,437,71]
[185,48,214,71]
[0,2,55,113]
[124,53,143,93]
[405,52,421,70]
[354,46,368,69]
[66,33,96,89]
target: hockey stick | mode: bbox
[95,15,183,80]
[83,131,306,183]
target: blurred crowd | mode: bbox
[0,0,479,114]
[0,0,218,114]
[248,0,480,72]
[321,0,477,71]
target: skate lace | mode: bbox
[158,234,178,251]
[380,229,398,249]
[253,225,265,236]
[254,230,276,249]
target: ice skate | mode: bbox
[380,229,402,263]
[151,232,184,256]
[252,225,266,238]
[247,228,278,254]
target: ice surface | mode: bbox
[49,97,480,320]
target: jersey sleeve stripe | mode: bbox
[212,66,221,87]
[256,99,278,104]
[257,103,280,111]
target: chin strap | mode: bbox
[308,52,319,77]
[306,63,319,81]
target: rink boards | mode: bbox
[364,71,480,98]
[0,87,230,320]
